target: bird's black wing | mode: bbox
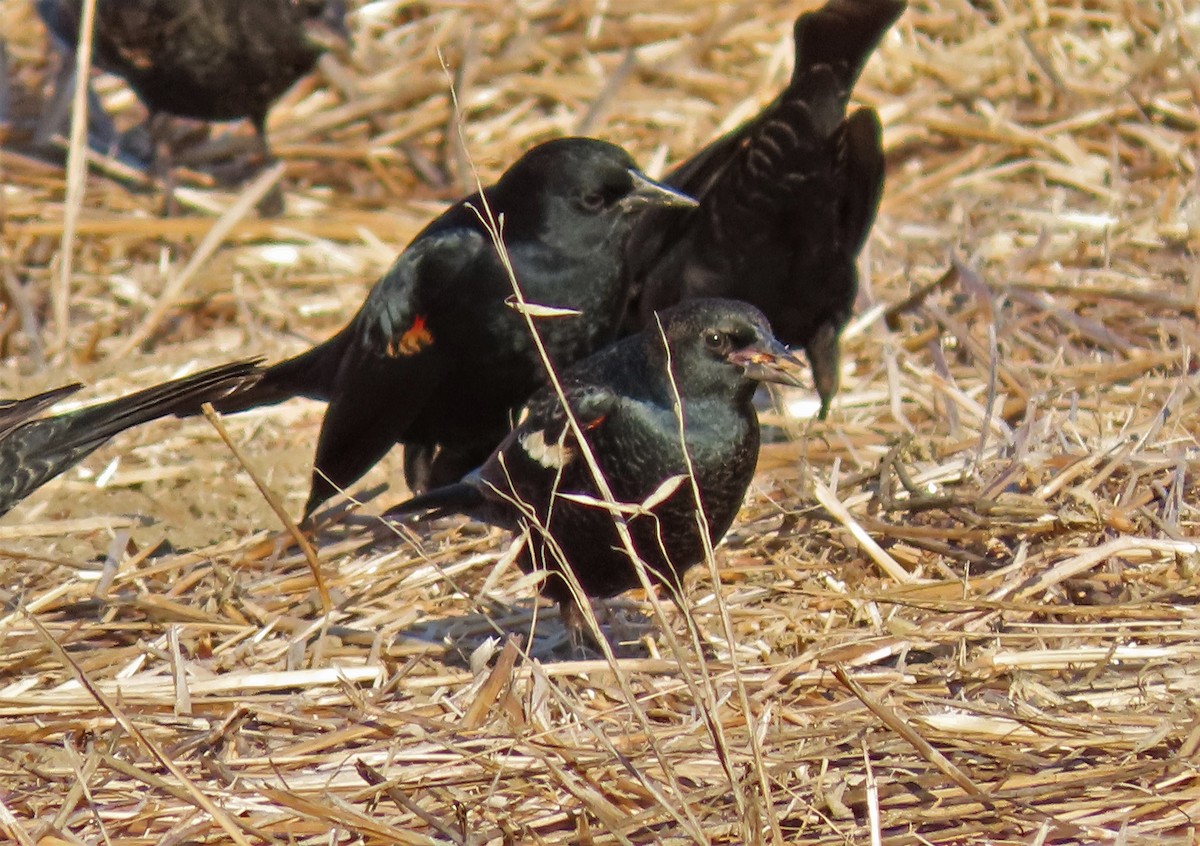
[653,0,904,240]
[624,0,905,321]
[35,0,82,52]
[478,379,621,498]
[353,227,484,360]
[300,227,490,515]
[386,378,621,527]
[211,226,486,418]
[652,0,904,209]
[0,359,262,517]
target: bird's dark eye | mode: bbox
[704,330,731,354]
[580,191,607,212]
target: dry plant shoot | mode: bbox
[1,0,1199,843]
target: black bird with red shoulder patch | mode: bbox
[0,359,261,517]
[623,0,906,417]
[385,299,803,640]
[37,0,349,214]
[212,137,696,518]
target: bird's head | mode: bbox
[494,137,695,250]
[652,299,806,400]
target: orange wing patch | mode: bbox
[387,315,434,357]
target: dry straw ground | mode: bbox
[1,0,1199,843]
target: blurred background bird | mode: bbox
[35,0,350,215]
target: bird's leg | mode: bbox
[251,113,284,217]
[560,599,609,659]
[32,52,76,150]
[33,59,124,159]
[148,111,182,217]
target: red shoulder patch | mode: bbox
[387,314,434,357]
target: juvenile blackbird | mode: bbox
[210,137,696,518]
[37,0,349,214]
[624,0,906,417]
[0,359,261,517]
[385,299,803,639]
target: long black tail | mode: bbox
[0,359,262,516]
[0,383,82,439]
[204,329,350,415]
[792,0,907,95]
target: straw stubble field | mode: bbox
[2,0,1199,843]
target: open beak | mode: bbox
[728,336,807,388]
[619,169,698,214]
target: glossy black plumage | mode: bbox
[211,137,696,518]
[385,299,804,634]
[37,0,348,212]
[0,360,262,517]
[624,0,906,417]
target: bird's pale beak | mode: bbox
[620,169,698,214]
[728,336,807,388]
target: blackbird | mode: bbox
[385,298,803,640]
[210,137,696,518]
[37,0,349,214]
[0,359,261,517]
[624,0,906,417]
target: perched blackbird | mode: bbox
[211,137,696,518]
[624,0,906,417]
[385,299,803,639]
[0,359,261,517]
[37,0,349,213]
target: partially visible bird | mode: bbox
[385,298,803,642]
[209,137,696,519]
[623,0,906,417]
[0,359,262,517]
[36,0,350,214]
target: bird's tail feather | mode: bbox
[0,383,83,437]
[67,359,263,450]
[792,0,907,94]
[205,331,349,415]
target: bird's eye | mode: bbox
[580,191,607,212]
[704,330,731,354]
